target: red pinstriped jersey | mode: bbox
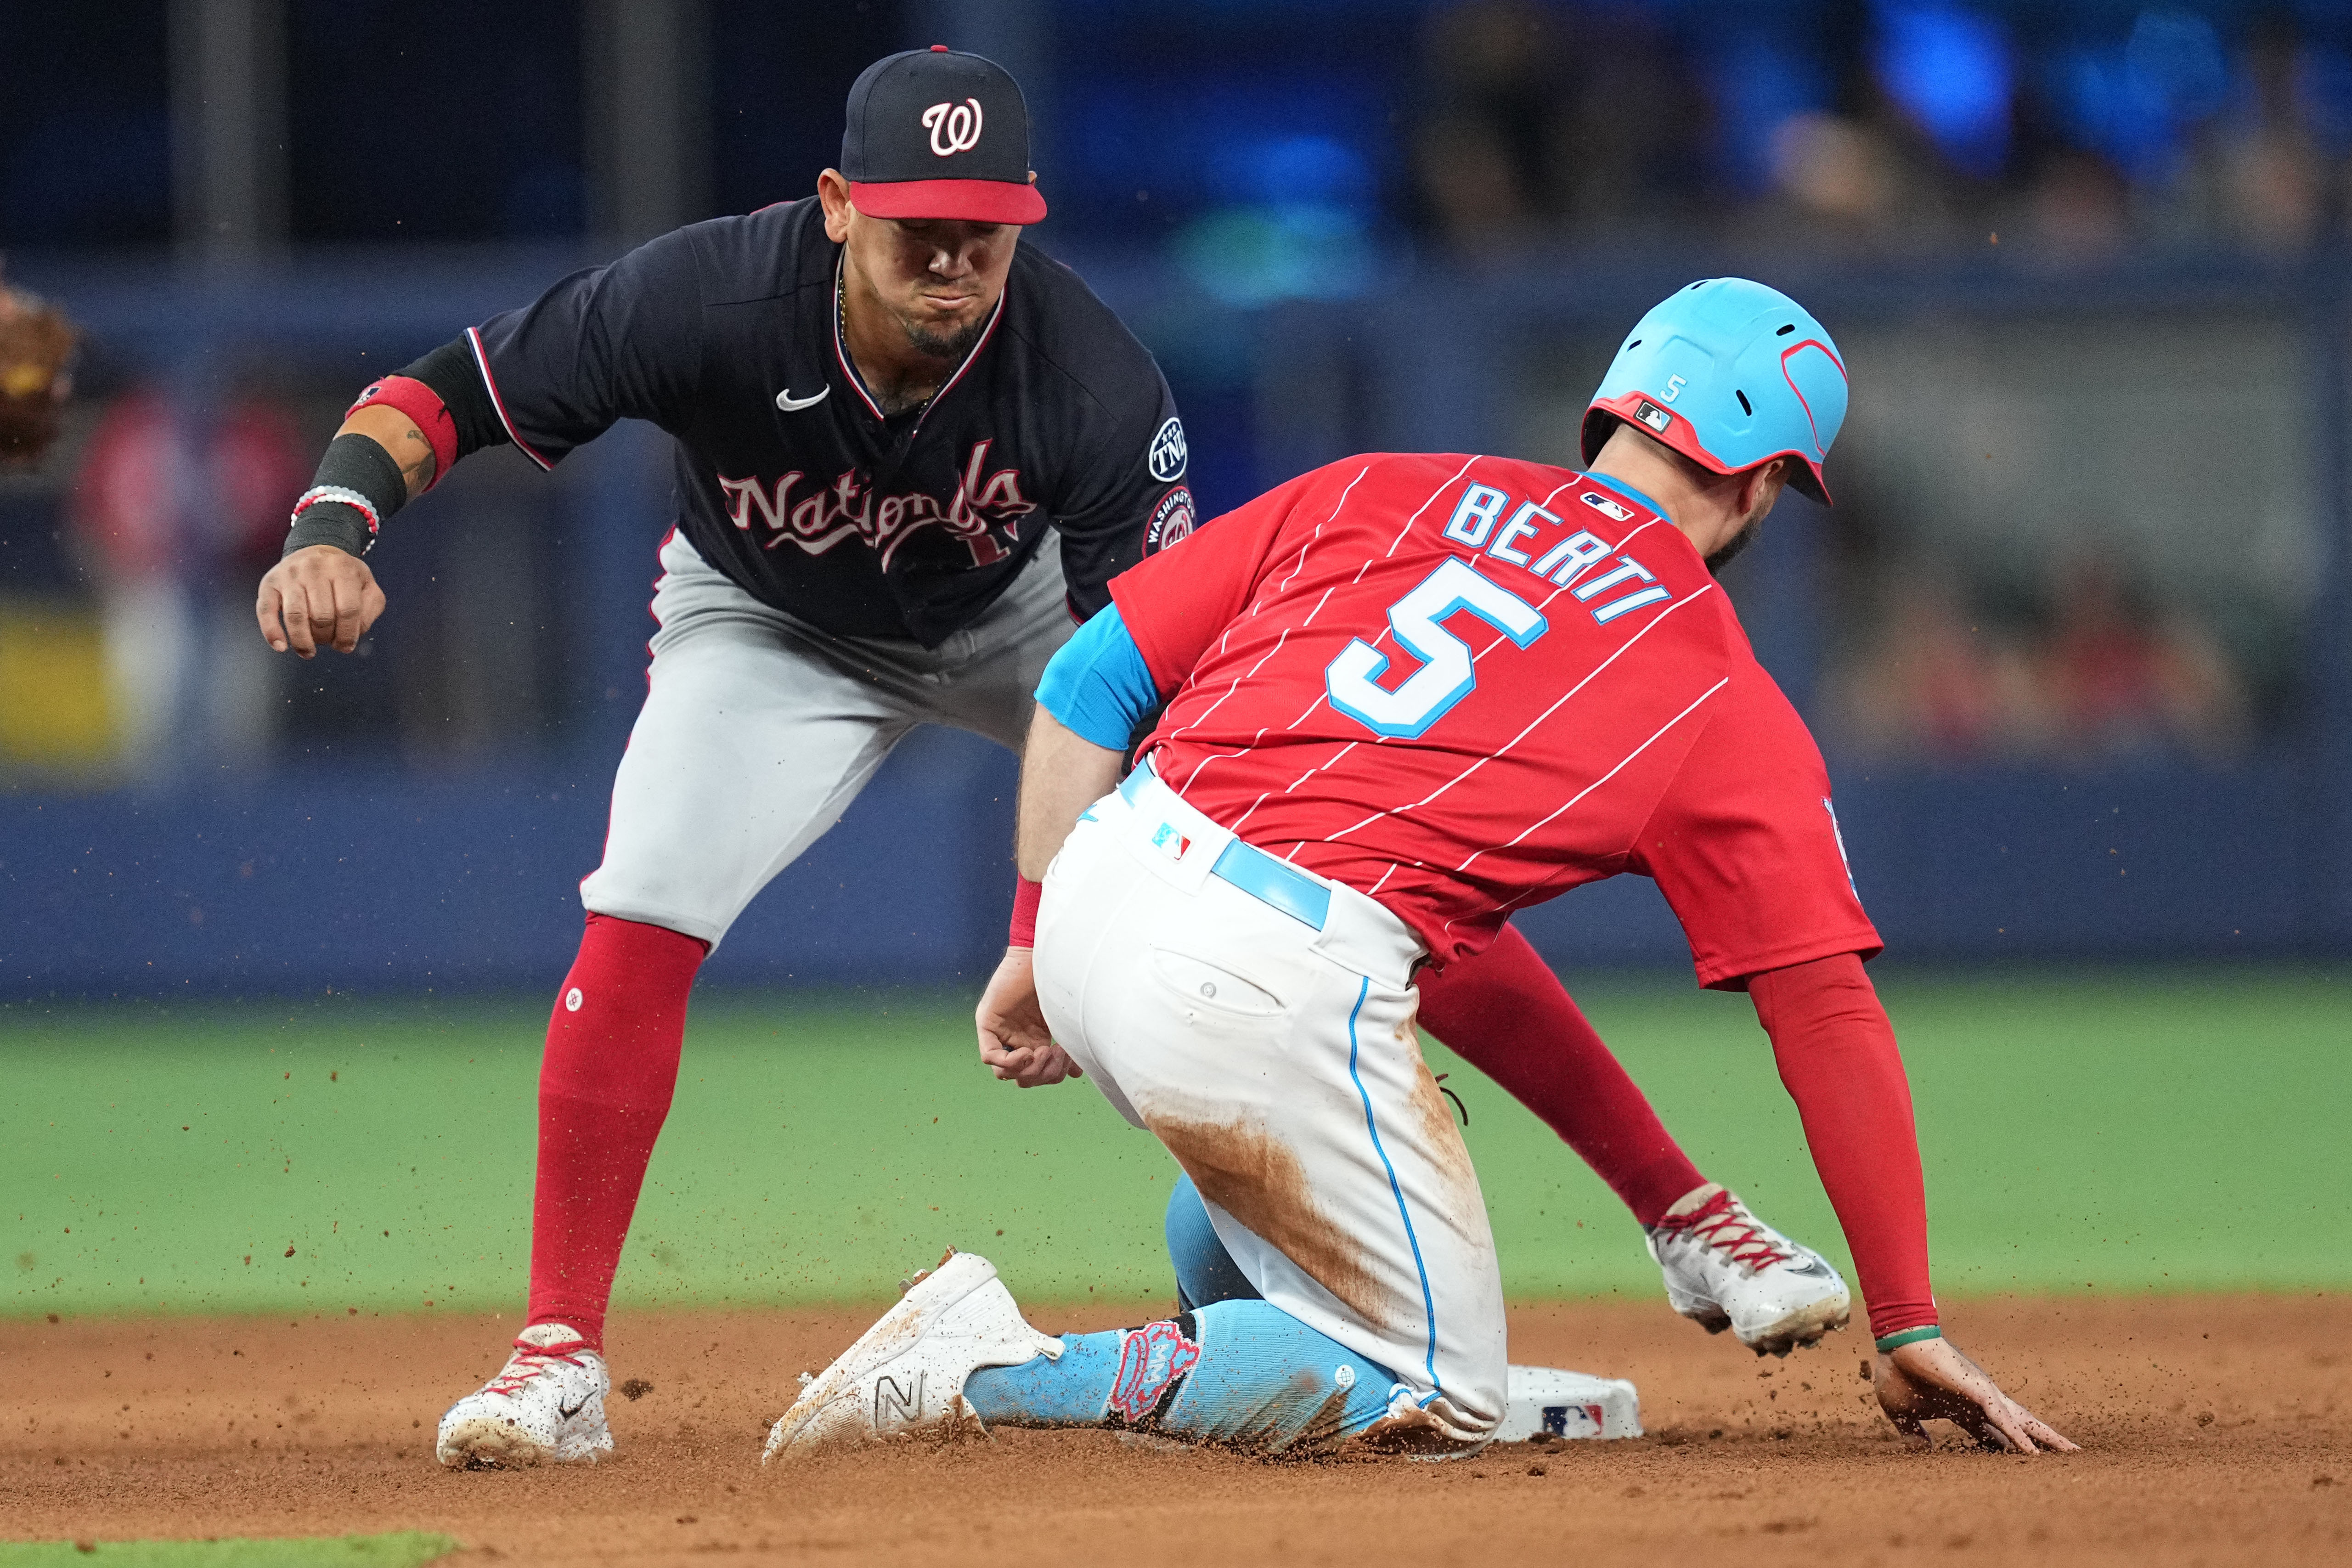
[1109,453,1880,981]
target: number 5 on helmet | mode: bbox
[1583,277,1848,507]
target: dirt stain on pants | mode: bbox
[1144,1111,1389,1332]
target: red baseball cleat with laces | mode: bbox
[1644,1184,1852,1357]
[435,1321,614,1467]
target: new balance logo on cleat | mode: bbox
[764,1252,1063,1462]
[874,1371,926,1424]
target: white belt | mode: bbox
[1084,760,1425,990]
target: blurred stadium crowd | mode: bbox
[0,0,2345,789]
[1402,2,2352,262]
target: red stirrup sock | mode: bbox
[1418,924,1706,1227]
[526,913,707,1349]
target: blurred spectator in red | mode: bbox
[71,388,196,773]
[1833,558,2247,766]
[1834,575,2046,762]
[70,384,310,773]
[2041,558,2245,759]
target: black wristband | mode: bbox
[284,433,408,558]
[283,502,374,558]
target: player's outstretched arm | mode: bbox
[1752,953,2077,1453]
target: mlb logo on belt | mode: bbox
[1150,822,1192,862]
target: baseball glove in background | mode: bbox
[0,276,78,469]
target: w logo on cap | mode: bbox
[922,98,984,157]
[843,49,1044,222]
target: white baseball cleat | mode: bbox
[1645,1184,1851,1357]
[434,1321,614,1468]
[762,1250,1062,1463]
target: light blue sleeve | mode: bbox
[1034,603,1167,750]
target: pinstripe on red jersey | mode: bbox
[1109,452,1879,976]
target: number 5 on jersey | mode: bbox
[1325,557,1547,739]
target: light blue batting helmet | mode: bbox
[1582,277,1848,505]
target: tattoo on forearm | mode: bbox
[399,427,434,488]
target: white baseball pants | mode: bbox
[1033,764,1509,1443]
[579,530,1073,949]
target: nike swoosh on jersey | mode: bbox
[775,386,830,412]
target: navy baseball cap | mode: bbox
[841,46,1047,225]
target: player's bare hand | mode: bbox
[256,545,385,657]
[976,946,1083,1089]
[1874,1335,2077,1454]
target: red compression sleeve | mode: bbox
[1009,876,1043,948]
[1749,952,1938,1339]
[1418,924,1706,1226]
[345,374,457,490]
[528,913,707,1349]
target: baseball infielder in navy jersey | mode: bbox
[767,278,2075,1463]
[254,49,1844,1470]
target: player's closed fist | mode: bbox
[1874,1335,2077,1454]
[257,544,386,657]
[976,947,1083,1089]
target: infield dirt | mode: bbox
[4,1292,2345,1567]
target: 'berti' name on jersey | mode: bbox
[466,197,1190,646]
[1110,453,1881,980]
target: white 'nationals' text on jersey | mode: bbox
[460,197,1192,646]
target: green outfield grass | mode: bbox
[3,967,2344,1319]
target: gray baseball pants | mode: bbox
[578,529,1074,949]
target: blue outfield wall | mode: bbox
[0,729,2322,1000]
[0,248,2342,997]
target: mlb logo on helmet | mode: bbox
[1582,277,1848,506]
[840,46,1047,224]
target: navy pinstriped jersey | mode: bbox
[465,197,1191,646]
